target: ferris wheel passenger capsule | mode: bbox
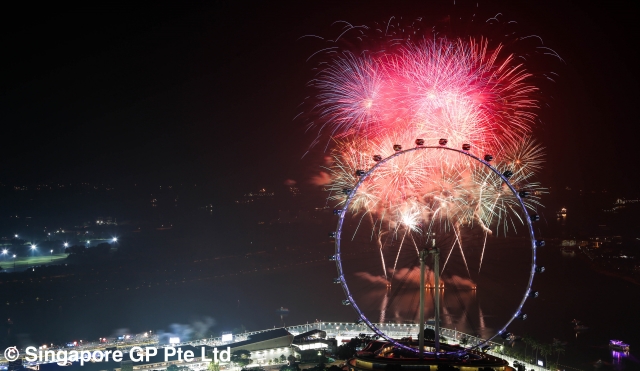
[355,170,366,176]
[535,240,545,248]
[332,209,341,215]
[519,191,530,198]
[328,232,336,238]
[462,143,471,151]
[333,278,342,284]
[503,170,514,178]
[530,214,540,222]
[535,265,545,273]
[415,138,425,146]
[439,138,448,146]
[484,154,493,162]
[373,155,382,162]
[342,188,352,195]
[529,291,539,298]
[518,313,528,320]
[393,144,402,151]
[342,300,351,306]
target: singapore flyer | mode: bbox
[330,142,544,357]
[302,17,553,361]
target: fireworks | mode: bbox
[311,37,539,150]
[308,20,548,279]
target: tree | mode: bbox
[231,350,252,367]
[459,336,469,347]
[280,354,287,363]
[167,365,179,371]
[280,364,299,371]
[540,344,552,368]
[208,361,221,371]
[287,354,297,364]
[65,245,87,255]
[521,336,530,362]
[554,343,565,368]
[531,340,540,362]
[336,336,369,360]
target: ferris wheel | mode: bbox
[330,138,545,355]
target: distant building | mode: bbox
[96,217,117,226]
[227,328,295,366]
[288,186,301,197]
[228,328,293,353]
[237,188,275,204]
[292,329,336,352]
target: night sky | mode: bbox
[1,0,638,195]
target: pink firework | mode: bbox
[311,37,538,153]
[309,26,548,279]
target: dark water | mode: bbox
[2,244,639,370]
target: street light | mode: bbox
[112,237,118,243]
[64,242,69,248]
[50,249,54,262]
[13,254,16,270]
[31,244,37,250]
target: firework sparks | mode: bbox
[309,20,548,282]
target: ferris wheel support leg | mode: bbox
[432,243,441,358]
[419,248,427,359]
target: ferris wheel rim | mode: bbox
[333,144,539,354]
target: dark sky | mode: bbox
[1,0,638,195]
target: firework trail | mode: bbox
[308,18,549,282]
